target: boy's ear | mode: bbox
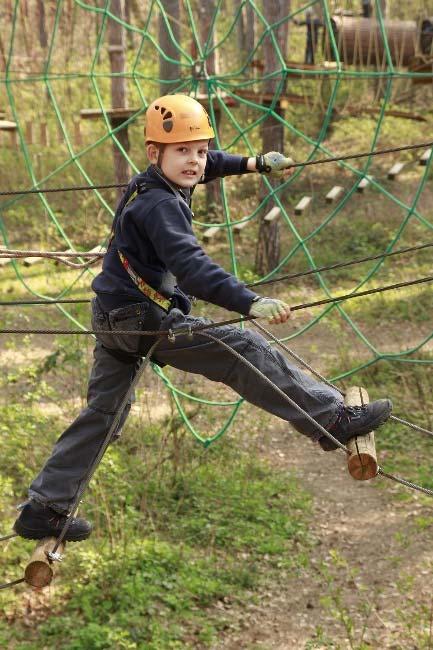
[146,143,159,163]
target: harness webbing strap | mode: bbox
[110,173,190,311]
[118,250,171,310]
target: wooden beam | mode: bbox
[237,89,309,107]
[80,108,138,120]
[233,220,250,235]
[294,196,312,215]
[342,105,427,122]
[202,226,220,242]
[345,386,378,481]
[264,206,281,222]
[87,245,107,255]
[249,59,338,77]
[0,246,10,267]
[192,92,238,109]
[387,162,405,180]
[409,56,433,85]
[0,120,17,131]
[326,186,344,203]
[356,176,372,192]
[419,148,432,166]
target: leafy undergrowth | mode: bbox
[0,371,312,649]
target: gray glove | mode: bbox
[249,297,291,323]
[256,151,295,175]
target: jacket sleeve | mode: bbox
[202,150,253,183]
[141,198,259,315]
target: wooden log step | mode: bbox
[25,537,65,588]
[356,176,372,193]
[419,148,432,166]
[264,206,281,222]
[22,255,43,266]
[233,220,250,235]
[80,108,138,120]
[0,120,17,131]
[325,185,344,203]
[202,226,220,243]
[294,196,311,215]
[387,162,405,180]
[0,246,10,267]
[86,245,107,255]
[345,386,378,481]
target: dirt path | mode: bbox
[217,421,433,649]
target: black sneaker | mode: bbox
[319,398,393,451]
[13,500,92,542]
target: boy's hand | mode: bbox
[249,297,291,324]
[256,152,295,176]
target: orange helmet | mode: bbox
[145,94,215,144]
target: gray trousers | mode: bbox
[29,299,343,513]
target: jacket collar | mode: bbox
[145,165,191,205]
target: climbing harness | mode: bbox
[117,250,171,311]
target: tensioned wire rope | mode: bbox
[1,0,433,446]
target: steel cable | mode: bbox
[1,272,432,335]
[1,240,432,302]
[0,140,431,198]
[254,322,433,439]
[203,328,433,498]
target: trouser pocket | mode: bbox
[107,302,150,355]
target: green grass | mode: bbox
[0,350,312,648]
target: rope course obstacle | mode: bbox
[1,1,433,449]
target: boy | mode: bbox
[14,95,392,541]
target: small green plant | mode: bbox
[316,550,380,650]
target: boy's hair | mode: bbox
[146,141,165,151]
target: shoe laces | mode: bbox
[48,513,67,527]
[332,405,366,429]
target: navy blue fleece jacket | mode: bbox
[92,150,259,315]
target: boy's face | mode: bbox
[147,140,209,188]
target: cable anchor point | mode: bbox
[46,550,63,563]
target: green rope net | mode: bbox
[1,1,432,446]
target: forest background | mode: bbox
[0,1,433,648]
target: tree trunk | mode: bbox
[159,0,180,96]
[377,0,387,18]
[108,0,130,201]
[245,3,256,58]
[36,0,48,49]
[374,0,388,100]
[236,3,246,54]
[124,0,135,50]
[255,1,290,276]
[197,0,222,216]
